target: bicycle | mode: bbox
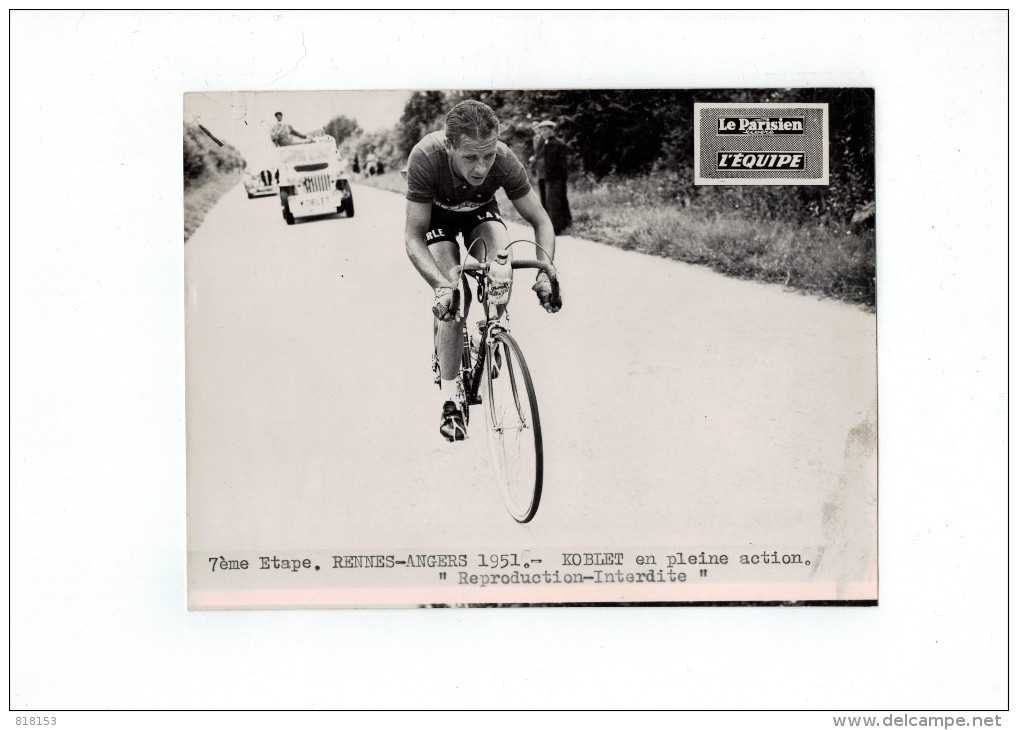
[439,239,561,523]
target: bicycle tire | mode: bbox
[483,330,543,523]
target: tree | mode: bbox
[395,91,448,157]
[453,89,675,177]
[323,115,362,146]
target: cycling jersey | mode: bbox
[404,131,531,212]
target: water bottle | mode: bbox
[486,252,513,306]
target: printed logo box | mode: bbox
[695,102,829,185]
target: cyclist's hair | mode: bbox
[445,100,500,148]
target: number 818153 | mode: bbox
[15,718,56,725]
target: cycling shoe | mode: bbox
[440,401,467,442]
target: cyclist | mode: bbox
[404,99,561,442]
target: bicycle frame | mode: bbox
[444,239,559,522]
[448,245,559,411]
[459,270,490,409]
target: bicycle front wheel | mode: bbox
[483,330,543,523]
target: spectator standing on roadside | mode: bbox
[530,120,572,235]
[270,111,308,147]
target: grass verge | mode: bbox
[184,171,243,242]
[354,170,405,196]
[356,171,875,307]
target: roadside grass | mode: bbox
[184,170,243,242]
[356,170,875,307]
[354,170,405,195]
[559,193,875,305]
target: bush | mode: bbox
[182,121,245,241]
[183,122,244,189]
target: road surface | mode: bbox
[186,181,877,606]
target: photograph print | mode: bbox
[184,87,877,609]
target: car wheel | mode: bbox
[279,188,295,224]
[339,181,354,218]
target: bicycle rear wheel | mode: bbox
[483,330,543,522]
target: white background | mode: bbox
[8,9,1008,722]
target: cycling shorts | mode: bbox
[424,200,505,247]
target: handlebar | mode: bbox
[449,258,557,280]
[448,258,561,310]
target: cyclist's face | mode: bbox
[451,133,498,186]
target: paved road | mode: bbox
[186,181,877,605]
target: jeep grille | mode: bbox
[300,174,331,194]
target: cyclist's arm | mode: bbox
[509,188,556,265]
[405,200,453,289]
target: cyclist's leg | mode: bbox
[430,238,462,380]
[466,219,510,261]
[429,236,469,441]
[464,202,510,263]
[421,205,464,385]
[465,205,511,318]
[425,207,474,441]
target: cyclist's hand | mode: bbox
[533,272,561,313]
[432,285,460,321]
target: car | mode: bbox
[244,169,278,198]
[277,135,354,224]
